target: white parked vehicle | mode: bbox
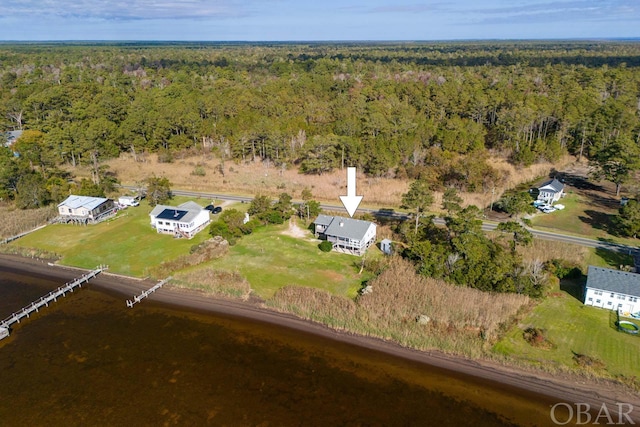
[542,206,557,213]
[553,204,565,210]
[118,196,140,207]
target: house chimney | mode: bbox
[339,221,344,227]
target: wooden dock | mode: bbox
[126,277,172,308]
[0,266,106,341]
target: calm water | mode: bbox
[0,271,564,426]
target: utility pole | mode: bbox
[489,186,495,213]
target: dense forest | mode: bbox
[1,41,640,207]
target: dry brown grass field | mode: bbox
[171,269,252,300]
[98,153,574,209]
[518,239,588,268]
[267,258,530,357]
[0,204,57,240]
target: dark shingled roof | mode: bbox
[538,178,564,193]
[586,266,640,298]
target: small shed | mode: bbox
[380,239,393,255]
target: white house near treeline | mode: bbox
[149,201,210,239]
[57,195,116,224]
[584,266,640,316]
[313,214,376,256]
[537,178,565,204]
[2,130,22,148]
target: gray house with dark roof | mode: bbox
[537,178,565,204]
[584,266,640,315]
[314,214,376,256]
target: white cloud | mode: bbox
[466,0,639,25]
[336,2,450,15]
[0,0,263,20]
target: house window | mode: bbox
[611,293,615,297]
[607,301,612,305]
[596,299,601,304]
[588,297,593,301]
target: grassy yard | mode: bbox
[8,197,215,277]
[530,192,639,247]
[8,197,373,298]
[494,280,640,382]
[197,224,375,299]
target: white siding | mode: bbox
[584,287,640,314]
[150,207,210,238]
[537,190,561,203]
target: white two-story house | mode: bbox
[149,201,210,239]
[584,266,640,315]
[537,178,565,204]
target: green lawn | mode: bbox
[494,281,640,380]
[586,247,635,270]
[10,198,373,298]
[9,197,215,277]
[201,224,375,299]
[530,192,639,246]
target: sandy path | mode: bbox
[281,218,311,239]
[2,253,639,422]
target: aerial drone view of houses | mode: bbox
[3,154,640,392]
[2,41,640,424]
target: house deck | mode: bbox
[55,208,117,225]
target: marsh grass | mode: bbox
[171,269,252,300]
[518,239,588,267]
[268,258,530,357]
[0,204,57,240]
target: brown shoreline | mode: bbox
[2,253,640,423]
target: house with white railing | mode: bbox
[57,195,116,224]
[149,201,210,239]
[537,178,565,204]
[314,214,376,256]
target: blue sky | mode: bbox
[0,0,638,41]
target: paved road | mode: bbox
[123,185,639,255]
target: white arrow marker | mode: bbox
[339,167,363,218]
